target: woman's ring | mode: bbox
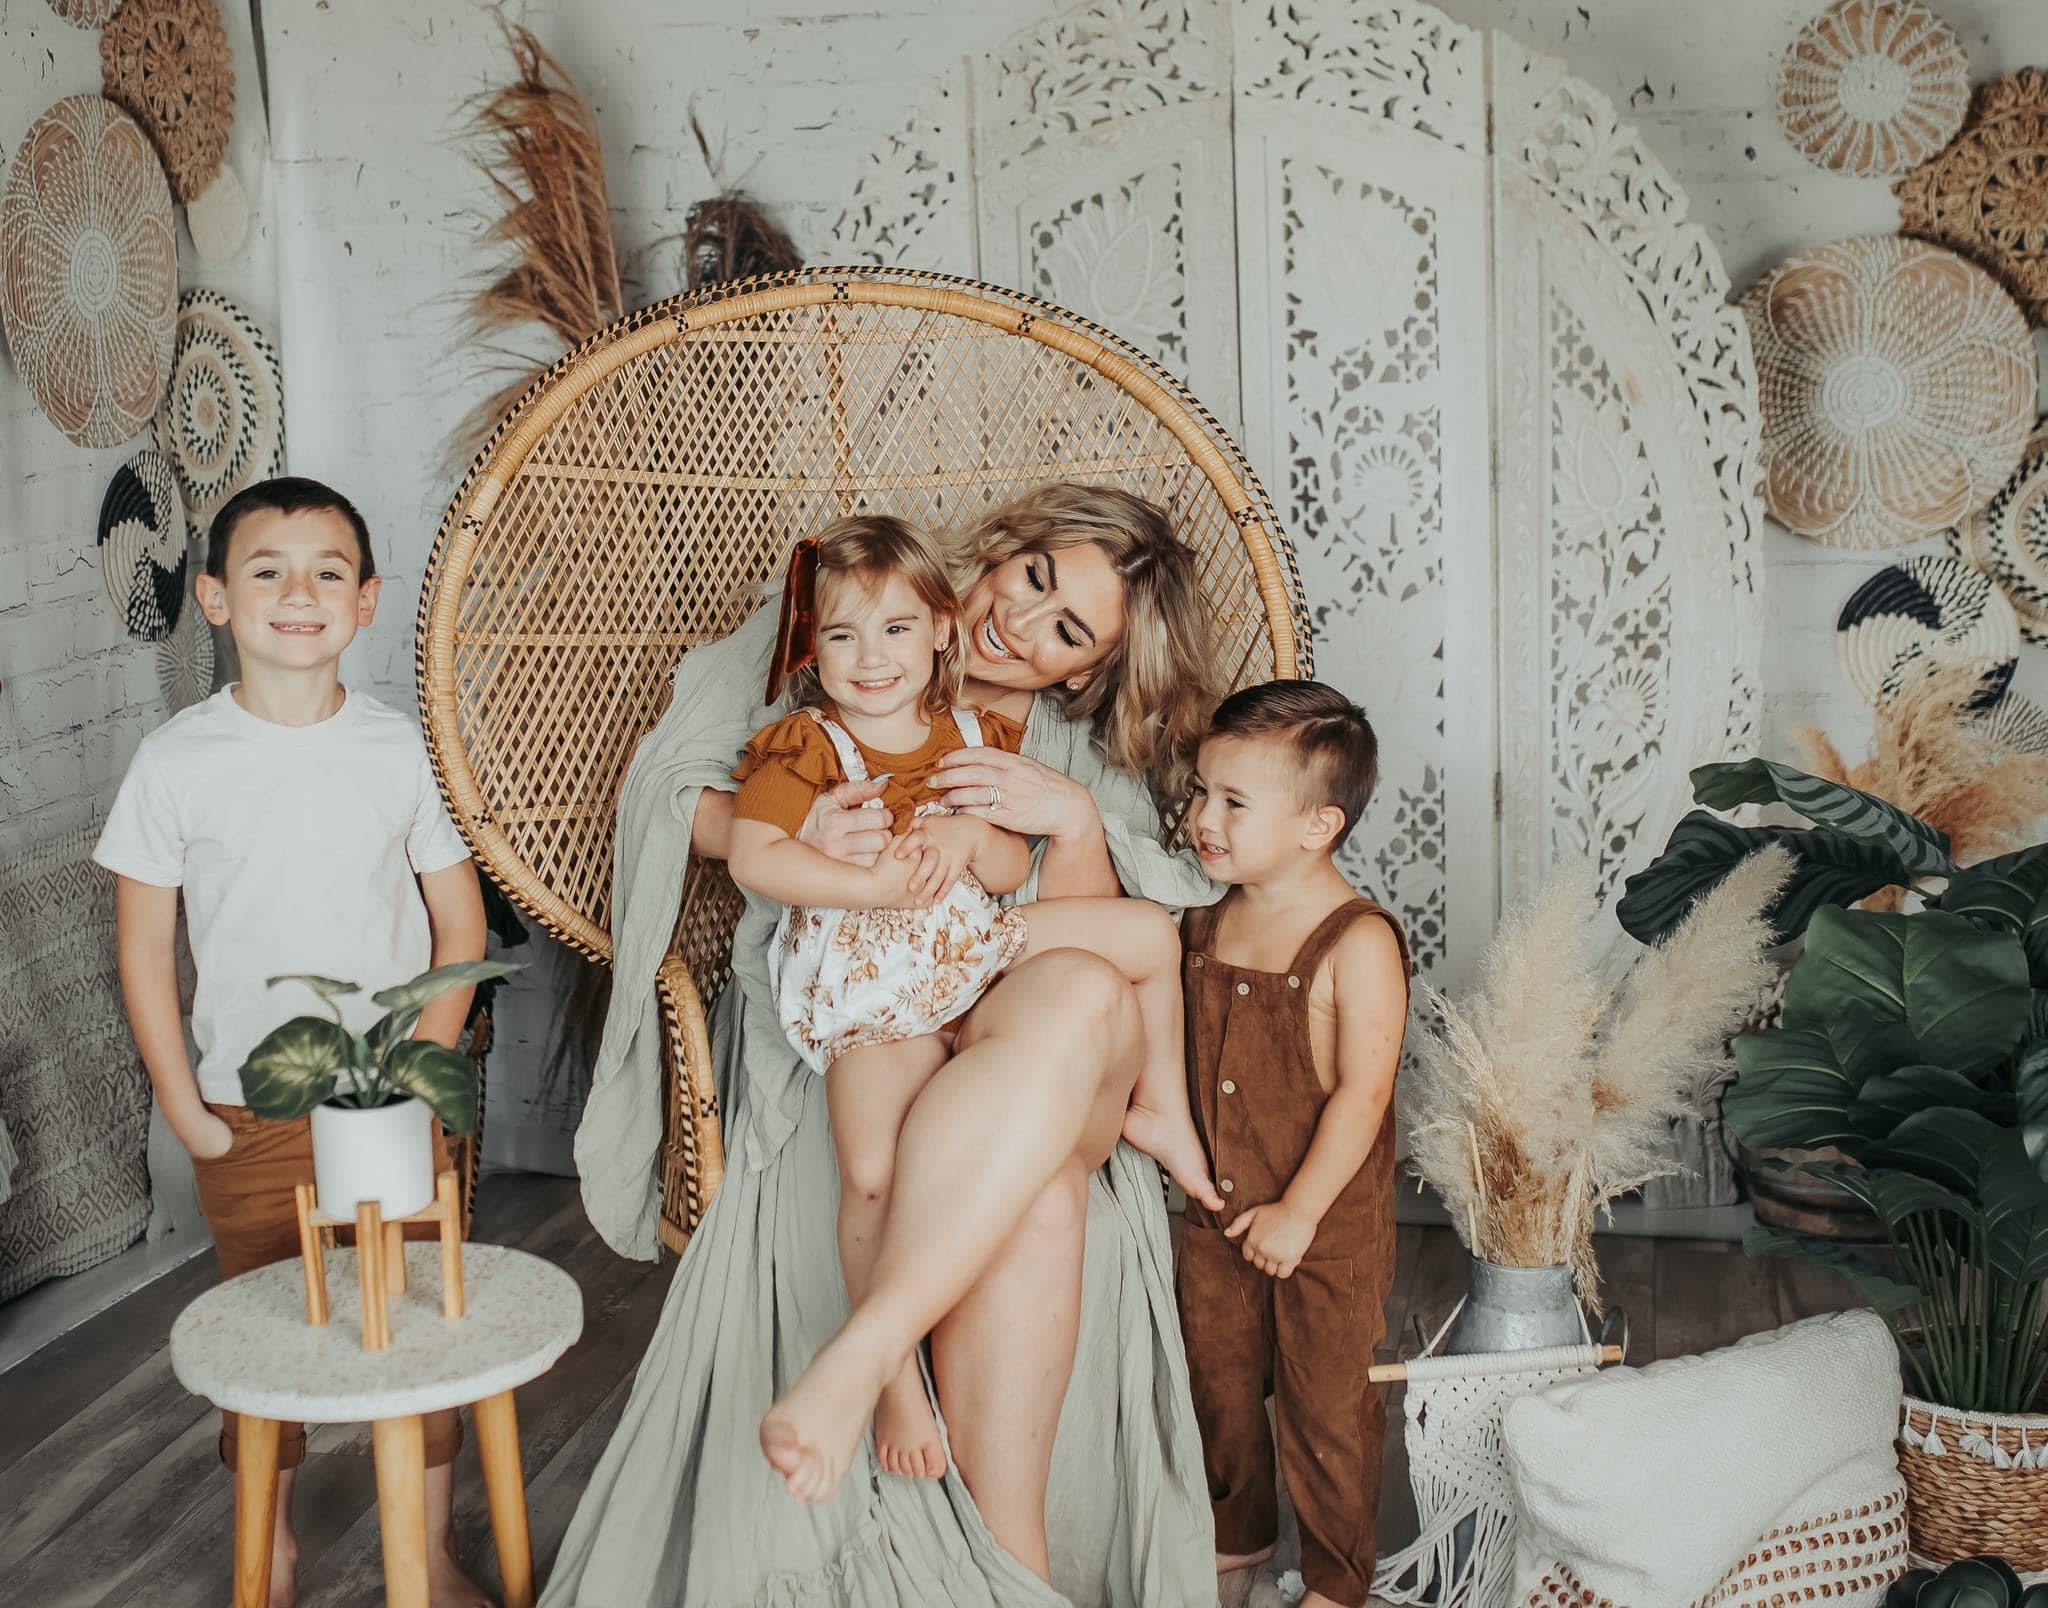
[988,784,1003,811]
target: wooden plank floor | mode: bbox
[0,1176,1867,1605]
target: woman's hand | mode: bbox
[798,778,893,867]
[903,816,984,904]
[930,749,1100,843]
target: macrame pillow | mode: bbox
[1504,1311,1908,1607]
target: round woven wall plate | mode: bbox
[184,160,246,264]
[155,288,284,527]
[99,448,188,642]
[1836,553,2020,707]
[1952,419,2048,643]
[1975,692,2048,755]
[1897,68,2048,326]
[0,94,177,448]
[1742,236,2035,549]
[156,548,215,711]
[101,0,234,205]
[1777,0,1968,177]
[47,0,122,25]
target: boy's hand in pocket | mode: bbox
[179,1108,234,1161]
[1224,1200,1317,1279]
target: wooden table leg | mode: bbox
[370,1415,430,1608]
[232,1415,281,1608]
[473,1390,535,1608]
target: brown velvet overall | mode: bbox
[1175,895,1410,1608]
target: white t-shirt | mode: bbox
[94,686,473,1105]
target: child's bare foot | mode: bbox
[426,1536,492,1608]
[760,1326,899,1502]
[1123,1103,1224,1211]
[873,1358,947,1479]
[1216,1545,1276,1574]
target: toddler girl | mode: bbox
[726,514,1220,1490]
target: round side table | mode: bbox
[170,1242,582,1608]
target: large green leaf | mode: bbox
[1853,1064,1998,1128]
[1791,1158,1974,1225]
[369,959,523,1015]
[1742,1225,1922,1313]
[1692,759,1956,877]
[381,1039,478,1136]
[1868,1108,2008,1196]
[1727,1031,1864,1150]
[2019,1040,2048,1185]
[239,1016,351,1120]
[1616,812,1909,945]
[1783,907,2030,1068]
[1929,845,2048,976]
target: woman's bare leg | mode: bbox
[760,950,1138,1503]
[828,1036,951,1479]
[1015,897,1221,1211]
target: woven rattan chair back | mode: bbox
[418,266,1308,1250]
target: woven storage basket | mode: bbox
[1897,1396,2048,1569]
[418,266,1307,1253]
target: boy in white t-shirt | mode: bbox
[95,477,491,1608]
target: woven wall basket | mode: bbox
[1835,553,2019,708]
[1776,0,1968,177]
[97,449,187,642]
[1898,68,2048,326]
[155,289,284,528]
[1952,419,2048,645]
[101,0,234,205]
[0,94,176,448]
[155,563,214,712]
[1742,236,2034,548]
[1897,1397,2048,1569]
[46,0,120,25]
[184,162,246,266]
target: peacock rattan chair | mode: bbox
[417,266,1311,1253]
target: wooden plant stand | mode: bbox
[293,1169,465,1349]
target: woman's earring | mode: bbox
[1065,675,1089,691]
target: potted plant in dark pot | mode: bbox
[240,961,521,1219]
[1623,759,2048,1567]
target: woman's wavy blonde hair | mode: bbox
[951,483,1219,805]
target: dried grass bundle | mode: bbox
[1401,847,1792,1307]
[452,20,624,463]
[1793,663,2048,906]
[681,113,802,290]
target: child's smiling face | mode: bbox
[1188,732,1333,884]
[196,507,379,675]
[814,567,951,726]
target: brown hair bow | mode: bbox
[765,537,820,705]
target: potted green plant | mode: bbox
[240,960,521,1219]
[1622,758,2048,1567]
[1887,1555,2048,1608]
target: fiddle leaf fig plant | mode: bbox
[238,960,522,1136]
[1625,757,2048,1413]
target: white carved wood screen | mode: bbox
[831,0,1763,988]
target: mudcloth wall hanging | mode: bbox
[0,94,176,448]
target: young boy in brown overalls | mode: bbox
[1176,680,1412,1608]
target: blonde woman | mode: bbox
[546,484,1224,1607]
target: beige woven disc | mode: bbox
[183,160,245,264]
[46,0,122,25]
[156,545,215,711]
[1950,419,2048,644]
[0,94,177,448]
[101,0,235,205]
[154,288,285,527]
[1777,0,1968,177]
[1835,553,2019,707]
[1897,68,2048,326]
[1742,236,2035,548]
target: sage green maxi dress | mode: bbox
[540,603,1223,1608]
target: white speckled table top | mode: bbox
[169,1244,582,1421]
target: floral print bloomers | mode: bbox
[766,708,1027,1073]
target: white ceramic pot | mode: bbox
[310,1096,435,1219]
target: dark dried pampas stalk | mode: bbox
[451,20,624,464]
